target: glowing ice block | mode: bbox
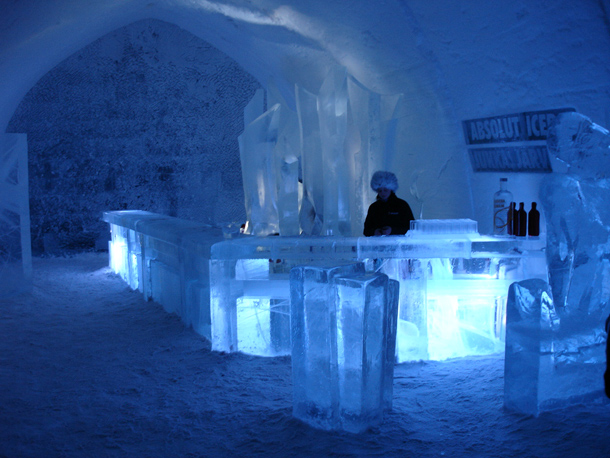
[290,262,399,432]
[210,257,292,355]
[333,273,398,433]
[290,261,366,431]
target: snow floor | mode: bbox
[1,252,609,458]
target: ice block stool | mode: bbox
[290,262,399,433]
[504,278,607,415]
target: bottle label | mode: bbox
[493,199,509,234]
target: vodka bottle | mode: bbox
[493,178,513,235]
[517,202,527,237]
[528,202,540,236]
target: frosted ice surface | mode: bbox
[318,66,350,236]
[290,261,365,431]
[239,104,281,236]
[333,273,398,433]
[0,134,31,298]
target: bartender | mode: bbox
[363,171,414,236]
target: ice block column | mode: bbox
[290,262,398,433]
[210,258,242,353]
[290,262,366,431]
[504,278,560,415]
[334,273,399,433]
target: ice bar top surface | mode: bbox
[211,220,545,260]
[103,212,545,259]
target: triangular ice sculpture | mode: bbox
[290,262,399,433]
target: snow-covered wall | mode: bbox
[7,19,260,253]
[1,0,609,250]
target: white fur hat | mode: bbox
[370,171,398,192]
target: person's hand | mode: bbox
[374,226,392,236]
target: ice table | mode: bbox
[210,221,547,360]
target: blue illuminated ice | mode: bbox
[239,65,408,237]
[290,261,399,432]
[504,112,610,415]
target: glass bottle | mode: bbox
[507,202,516,236]
[528,202,540,236]
[493,178,513,236]
[517,202,527,237]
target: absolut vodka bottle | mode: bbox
[493,178,513,235]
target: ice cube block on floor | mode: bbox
[290,261,398,433]
[504,278,607,415]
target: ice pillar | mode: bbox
[0,133,31,297]
[290,262,398,432]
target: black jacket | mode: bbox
[363,192,414,236]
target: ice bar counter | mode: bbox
[209,218,547,361]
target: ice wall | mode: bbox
[7,19,260,253]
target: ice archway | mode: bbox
[2,0,610,294]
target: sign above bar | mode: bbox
[462,107,576,145]
[469,145,551,172]
[463,107,575,172]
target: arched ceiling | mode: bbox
[2,0,610,232]
[0,0,441,135]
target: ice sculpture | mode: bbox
[543,112,610,324]
[238,105,281,236]
[503,112,610,415]
[295,85,324,235]
[318,66,350,235]
[290,262,398,432]
[239,65,408,237]
[0,134,32,297]
[239,80,302,237]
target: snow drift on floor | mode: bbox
[1,252,609,457]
